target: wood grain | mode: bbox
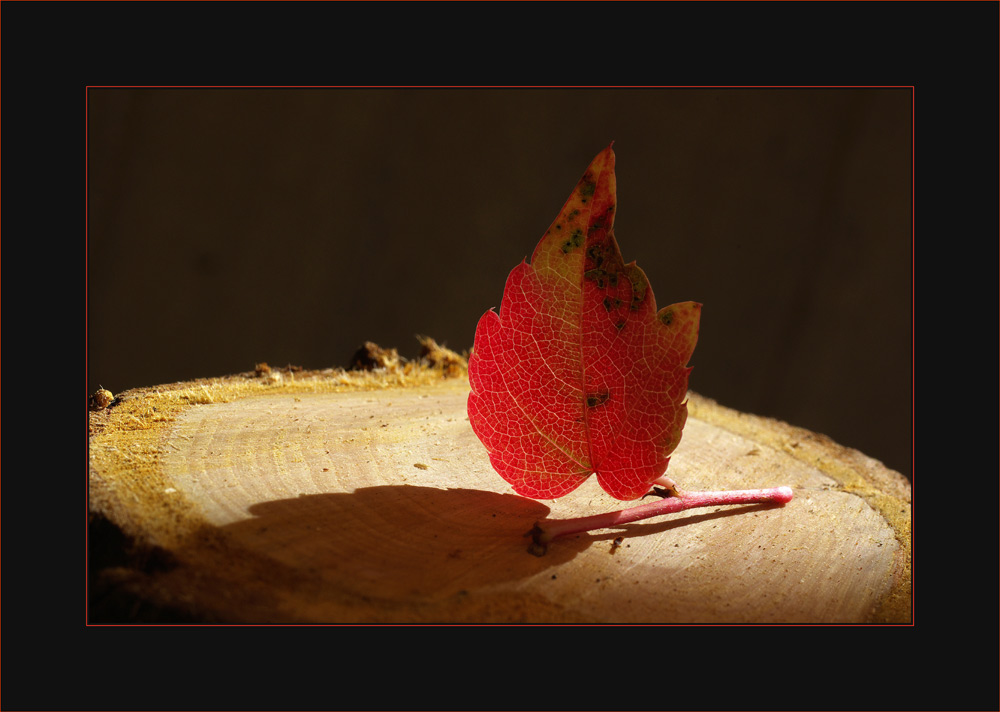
[88,361,910,624]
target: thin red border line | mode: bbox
[85,86,90,624]
[82,86,915,627]
[83,84,917,89]
[910,85,915,625]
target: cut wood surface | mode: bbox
[88,345,911,624]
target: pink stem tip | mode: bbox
[528,485,793,556]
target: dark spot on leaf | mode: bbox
[587,245,605,267]
[602,296,622,311]
[659,309,673,326]
[561,229,585,253]
[585,268,619,289]
[626,268,647,310]
[615,319,625,331]
[588,206,615,237]
[586,390,610,408]
[584,268,607,288]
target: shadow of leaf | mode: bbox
[545,502,787,548]
[218,484,588,602]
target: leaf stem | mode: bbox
[527,485,793,556]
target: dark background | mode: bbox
[86,87,912,479]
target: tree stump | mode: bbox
[88,343,911,624]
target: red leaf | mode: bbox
[468,145,701,501]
